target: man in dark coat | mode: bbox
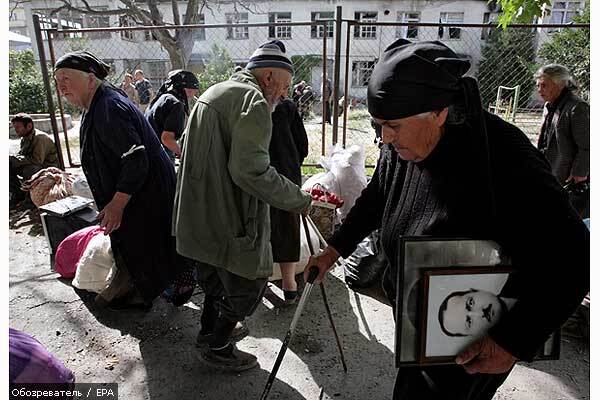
[54,51,180,309]
[304,40,589,400]
[269,98,309,302]
[535,63,589,218]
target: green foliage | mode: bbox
[9,49,47,114]
[477,28,538,109]
[197,44,235,93]
[497,0,551,27]
[290,55,322,86]
[538,4,590,101]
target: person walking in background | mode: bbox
[321,74,332,124]
[134,69,154,113]
[535,64,590,218]
[269,98,309,304]
[145,69,199,162]
[121,73,139,106]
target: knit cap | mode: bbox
[246,40,294,74]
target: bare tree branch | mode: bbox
[9,0,31,20]
[51,0,127,16]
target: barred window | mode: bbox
[226,13,249,40]
[439,12,464,40]
[551,1,582,23]
[85,9,111,39]
[269,12,292,39]
[354,12,378,39]
[311,11,334,38]
[119,16,135,41]
[34,9,83,40]
[396,12,420,39]
[352,60,375,87]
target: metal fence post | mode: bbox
[331,5,343,146]
[32,14,65,170]
[342,20,352,148]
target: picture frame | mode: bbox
[394,237,510,367]
[418,267,515,365]
[394,237,561,367]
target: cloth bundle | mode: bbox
[22,167,75,207]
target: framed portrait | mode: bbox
[395,237,510,367]
[418,267,515,365]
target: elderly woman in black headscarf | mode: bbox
[54,51,183,310]
[304,40,589,399]
[145,70,199,161]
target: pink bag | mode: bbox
[54,226,105,278]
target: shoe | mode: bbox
[197,343,258,372]
[283,290,298,306]
[195,321,249,347]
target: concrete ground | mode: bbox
[8,207,589,400]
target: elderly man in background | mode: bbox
[134,69,154,113]
[9,113,59,206]
[173,40,312,372]
[54,51,181,310]
[535,64,590,218]
[305,39,589,400]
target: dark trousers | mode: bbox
[196,261,267,323]
[9,159,41,202]
[324,100,332,124]
[393,366,511,400]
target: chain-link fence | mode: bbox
[340,21,590,166]
[34,15,589,168]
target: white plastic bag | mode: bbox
[71,233,116,293]
[71,175,96,210]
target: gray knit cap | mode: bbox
[246,40,294,74]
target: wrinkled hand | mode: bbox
[455,335,517,374]
[303,246,340,284]
[97,192,130,235]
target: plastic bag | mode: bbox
[343,231,388,288]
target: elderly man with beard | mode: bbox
[304,39,589,399]
[54,51,181,310]
[173,40,312,372]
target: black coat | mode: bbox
[329,111,589,363]
[269,100,308,262]
[80,83,179,301]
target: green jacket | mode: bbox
[12,129,59,170]
[173,70,312,280]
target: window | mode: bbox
[195,13,206,41]
[551,1,582,24]
[147,61,168,85]
[85,10,111,39]
[352,60,375,87]
[311,11,334,38]
[144,30,158,41]
[354,12,378,39]
[269,12,292,39]
[439,12,464,40]
[226,13,249,40]
[34,9,84,40]
[481,12,499,40]
[396,12,420,39]
[119,16,135,41]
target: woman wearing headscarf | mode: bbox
[303,40,588,399]
[54,51,183,310]
[145,69,199,161]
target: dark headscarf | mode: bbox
[149,69,199,115]
[54,51,110,80]
[368,39,496,226]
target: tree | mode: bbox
[49,1,260,70]
[477,27,538,110]
[9,49,47,114]
[538,4,589,101]
[497,0,551,27]
[196,44,235,93]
